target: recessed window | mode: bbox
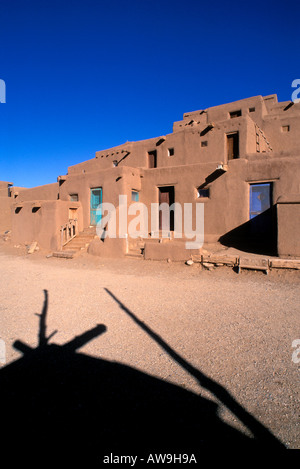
[227,132,239,160]
[113,160,118,167]
[281,125,290,132]
[249,107,256,112]
[131,190,139,202]
[148,150,157,168]
[70,194,79,201]
[197,188,210,198]
[229,110,242,118]
[168,147,174,156]
[201,141,208,147]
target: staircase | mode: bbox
[53,227,97,259]
[125,232,174,259]
[63,226,97,252]
[126,238,145,259]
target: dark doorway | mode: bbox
[227,132,239,160]
[249,183,273,237]
[159,186,175,231]
[148,150,157,168]
[219,183,276,256]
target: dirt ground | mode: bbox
[0,239,299,450]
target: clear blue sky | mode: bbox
[0,0,299,188]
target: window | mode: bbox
[148,150,157,168]
[197,188,210,198]
[70,194,79,201]
[168,147,174,156]
[229,110,242,118]
[226,132,239,160]
[281,125,290,132]
[131,190,139,202]
[201,141,208,147]
[249,183,272,219]
[113,160,118,167]
[249,107,255,113]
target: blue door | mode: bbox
[249,183,272,235]
[90,188,102,225]
[250,183,271,219]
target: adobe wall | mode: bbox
[67,95,297,180]
[0,188,10,198]
[11,200,83,251]
[63,159,251,246]
[277,199,300,257]
[138,152,300,245]
[67,115,259,174]
[10,186,29,199]
[59,166,142,230]
[62,150,300,248]
[0,181,13,190]
[14,183,59,203]
[88,237,127,258]
[0,198,12,232]
[246,156,300,197]
[3,93,300,257]
[144,240,201,261]
[0,181,13,232]
[205,95,269,127]
[139,161,248,243]
[262,113,300,155]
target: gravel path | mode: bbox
[0,243,299,450]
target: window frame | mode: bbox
[197,187,210,199]
[229,110,242,119]
[131,190,139,202]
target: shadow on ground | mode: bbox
[0,290,285,465]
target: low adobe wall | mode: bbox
[144,240,201,261]
[88,237,127,258]
[11,200,83,251]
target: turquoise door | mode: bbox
[90,188,102,225]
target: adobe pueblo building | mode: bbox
[1,93,300,261]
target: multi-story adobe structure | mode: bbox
[1,93,300,260]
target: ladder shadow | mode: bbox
[0,289,285,466]
[104,287,285,449]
